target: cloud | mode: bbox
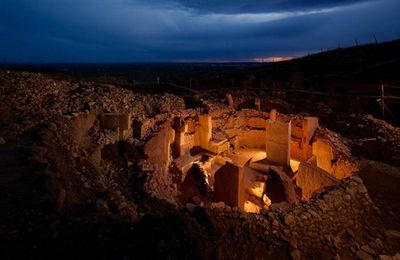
[145,0,371,14]
[0,0,399,62]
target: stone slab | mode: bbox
[296,161,339,199]
[266,119,291,166]
[213,162,244,209]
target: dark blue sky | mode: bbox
[1,0,399,62]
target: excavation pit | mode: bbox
[138,108,358,213]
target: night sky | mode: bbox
[1,0,399,62]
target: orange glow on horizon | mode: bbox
[253,56,294,62]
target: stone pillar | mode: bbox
[173,117,188,157]
[265,119,291,166]
[226,93,234,108]
[302,117,319,146]
[255,98,261,110]
[269,109,277,121]
[144,123,175,173]
[198,115,212,150]
[213,162,244,209]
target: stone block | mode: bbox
[71,111,97,142]
[174,117,195,157]
[100,112,131,130]
[144,123,175,173]
[296,162,339,200]
[133,118,153,140]
[289,117,318,161]
[225,129,265,149]
[312,139,334,173]
[266,120,291,166]
[194,115,230,154]
[186,119,197,134]
[246,117,266,129]
[244,199,261,213]
[246,181,265,198]
[208,139,230,154]
[304,117,319,140]
[213,162,244,209]
[290,138,313,161]
[226,93,234,108]
[291,125,303,139]
[174,153,202,178]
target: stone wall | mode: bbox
[190,177,373,259]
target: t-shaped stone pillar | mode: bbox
[214,162,244,209]
[198,115,212,150]
[265,119,291,166]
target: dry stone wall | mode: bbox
[191,176,373,259]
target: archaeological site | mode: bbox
[1,40,400,260]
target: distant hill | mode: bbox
[221,39,400,87]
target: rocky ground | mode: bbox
[1,70,400,259]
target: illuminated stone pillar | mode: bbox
[198,115,212,150]
[173,117,189,157]
[269,109,277,120]
[265,119,291,166]
[226,93,234,108]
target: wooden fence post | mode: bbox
[381,84,385,119]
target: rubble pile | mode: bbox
[0,70,185,141]
[0,70,186,221]
[334,114,400,164]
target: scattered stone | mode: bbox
[289,249,302,260]
[192,196,202,205]
[210,201,225,209]
[385,230,400,239]
[284,214,295,225]
[356,249,374,260]
[361,245,376,256]
[186,203,196,213]
[346,228,356,239]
